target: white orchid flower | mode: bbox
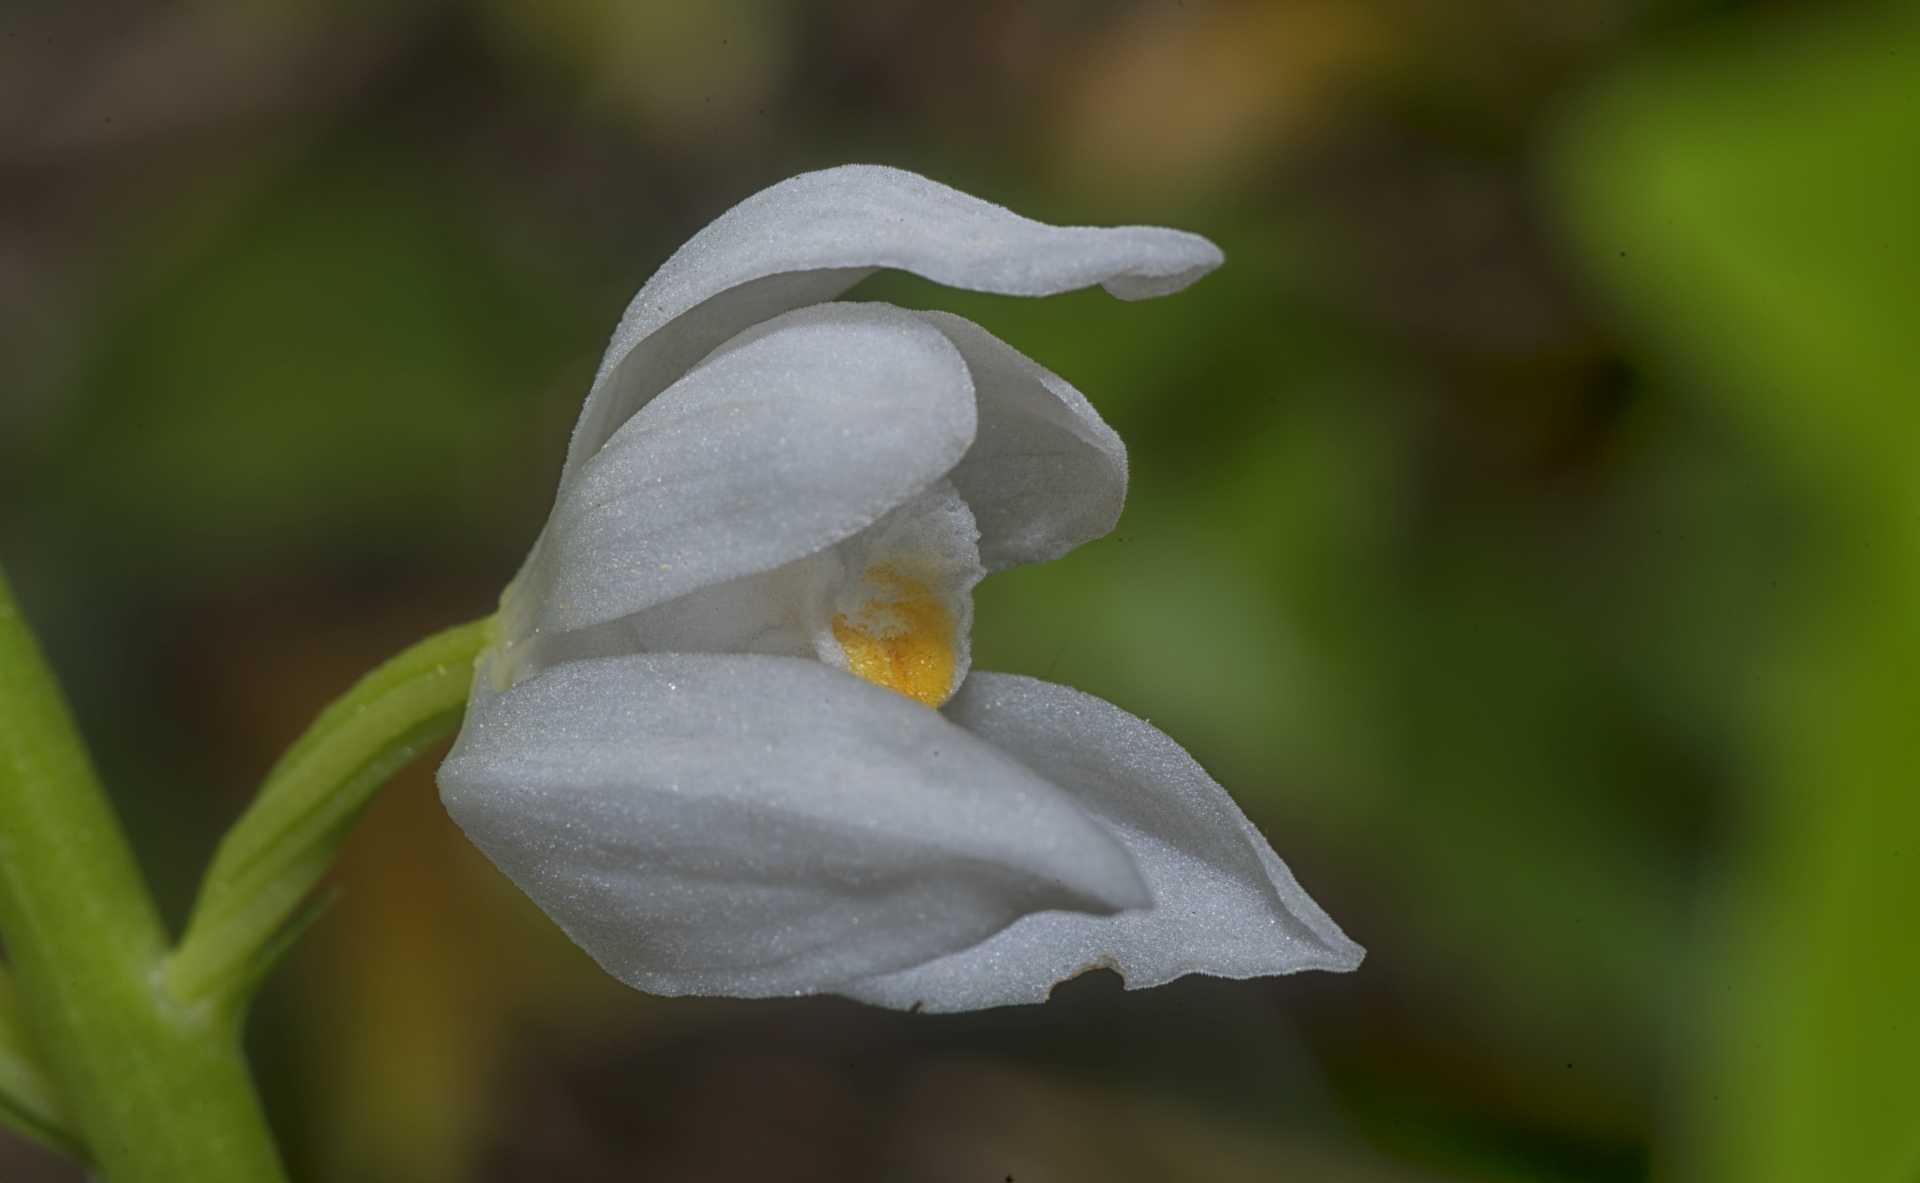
[437,166,1363,1012]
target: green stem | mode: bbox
[0,967,84,1159]
[168,615,493,1010]
[0,568,286,1181]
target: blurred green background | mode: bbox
[2,0,1915,1179]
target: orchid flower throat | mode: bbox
[815,479,982,709]
[831,564,956,707]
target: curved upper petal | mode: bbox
[437,655,1150,999]
[508,303,976,659]
[840,674,1364,1012]
[919,311,1127,570]
[561,164,1223,487]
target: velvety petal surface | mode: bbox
[561,164,1223,485]
[438,655,1151,999]
[508,303,976,664]
[522,554,839,675]
[919,311,1127,570]
[841,674,1364,1012]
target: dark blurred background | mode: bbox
[3,1,1915,1180]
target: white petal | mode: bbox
[918,311,1127,570]
[561,164,1223,486]
[437,655,1150,1000]
[528,553,840,674]
[841,674,1364,1012]
[505,303,976,670]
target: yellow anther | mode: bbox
[831,565,955,708]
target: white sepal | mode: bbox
[842,674,1364,1012]
[438,655,1151,999]
[563,165,1222,486]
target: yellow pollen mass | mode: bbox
[831,565,955,708]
